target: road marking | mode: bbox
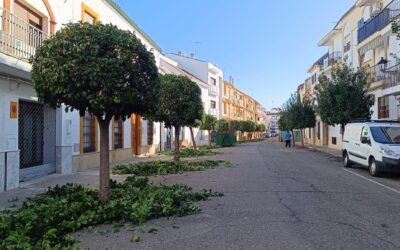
[344,169,400,195]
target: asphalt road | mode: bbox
[76,140,400,250]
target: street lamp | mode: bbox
[378,57,388,72]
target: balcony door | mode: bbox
[13,0,43,47]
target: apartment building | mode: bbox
[222,80,261,122]
[159,55,212,148]
[0,0,162,191]
[299,0,400,150]
[165,53,223,119]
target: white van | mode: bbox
[342,121,400,177]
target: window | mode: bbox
[311,73,317,84]
[82,3,99,24]
[210,77,217,86]
[210,100,216,109]
[378,96,389,119]
[82,112,97,153]
[224,102,227,114]
[113,117,123,149]
[147,121,154,145]
[14,1,43,46]
[332,137,337,145]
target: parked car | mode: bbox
[342,121,400,177]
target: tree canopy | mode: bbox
[315,64,374,133]
[155,74,203,160]
[31,22,159,120]
[31,22,159,202]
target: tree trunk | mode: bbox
[174,126,180,161]
[208,130,212,146]
[98,117,111,202]
[291,129,296,147]
[189,127,197,150]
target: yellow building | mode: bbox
[222,81,261,122]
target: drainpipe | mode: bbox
[3,151,7,191]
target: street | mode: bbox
[75,140,400,249]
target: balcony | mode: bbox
[358,0,400,44]
[208,108,217,117]
[366,62,400,88]
[208,85,218,96]
[314,52,342,70]
[0,7,48,62]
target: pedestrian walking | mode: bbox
[285,131,291,148]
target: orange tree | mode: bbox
[155,74,203,161]
[31,23,159,202]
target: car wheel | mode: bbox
[343,152,352,168]
[369,158,380,177]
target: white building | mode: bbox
[299,0,400,150]
[159,55,211,148]
[166,53,223,119]
[266,108,282,135]
[0,0,163,191]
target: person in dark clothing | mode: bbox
[285,131,292,148]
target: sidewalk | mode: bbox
[304,144,342,158]
[0,154,171,209]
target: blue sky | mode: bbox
[115,0,355,110]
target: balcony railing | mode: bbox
[208,85,218,96]
[208,108,217,116]
[366,62,400,88]
[0,7,48,62]
[358,0,400,44]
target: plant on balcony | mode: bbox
[200,114,217,146]
[315,64,374,136]
[154,74,203,161]
[31,23,159,202]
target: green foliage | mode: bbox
[256,124,266,132]
[279,94,316,131]
[239,120,256,132]
[162,148,217,158]
[31,22,159,119]
[199,114,217,131]
[315,64,374,129]
[154,74,203,128]
[0,178,222,249]
[112,160,230,175]
[216,119,229,133]
[228,120,241,132]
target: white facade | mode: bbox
[299,0,400,150]
[165,53,224,119]
[0,0,162,191]
[159,55,211,148]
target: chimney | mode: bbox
[178,51,183,56]
[191,53,195,58]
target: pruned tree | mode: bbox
[200,114,217,146]
[315,64,374,136]
[31,23,159,202]
[155,74,203,161]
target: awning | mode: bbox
[359,36,387,55]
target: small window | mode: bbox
[210,77,217,86]
[332,137,337,145]
[361,126,369,140]
[114,118,123,149]
[210,100,216,109]
[147,121,154,145]
[83,112,96,153]
[378,96,389,119]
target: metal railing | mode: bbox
[313,52,342,70]
[366,62,400,88]
[208,108,217,116]
[0,7,48,61]
[358,0,400,44]
[208,85,218,96]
